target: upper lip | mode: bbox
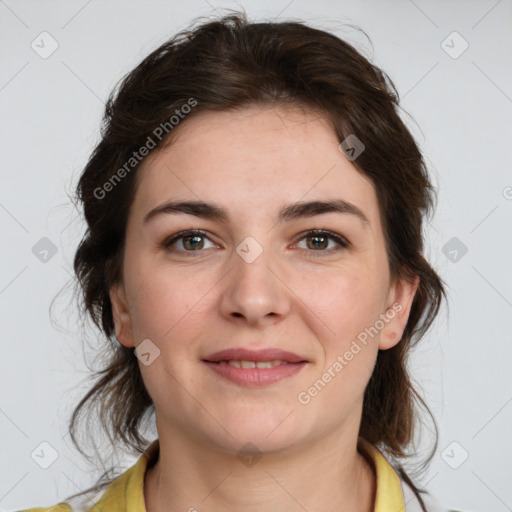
[203,348,307,363]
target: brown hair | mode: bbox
[67,10,447,509]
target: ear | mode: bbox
[378,274,420,350]
[109,281,135,348]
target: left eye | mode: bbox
[162,229,349,255]
[294,230,349,254]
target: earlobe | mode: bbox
[378,274,420,351]
[109,281,135,348]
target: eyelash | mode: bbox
[161,229,350,257]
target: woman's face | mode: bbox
[110,106,418,454]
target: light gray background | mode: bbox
[1,1,511,511]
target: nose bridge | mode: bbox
[220,233,290,325]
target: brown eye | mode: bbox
[162,230,216,253]
[295,230,349,255]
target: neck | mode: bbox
[144,427,376,512]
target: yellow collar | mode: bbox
[94,438,406,511]
[358,437,407,511]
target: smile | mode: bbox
[203,360,307,387]
[213,359,290,368]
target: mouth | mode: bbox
[202,348,308,387]
[206,359,296,368]
[203,347,308,364]
[202,360,307,387]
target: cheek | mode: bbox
[125,259,216,345]
[298,266,385,343]
[302,272,382,408]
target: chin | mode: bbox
[205,413,307,455]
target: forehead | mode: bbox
[132,106,382,231]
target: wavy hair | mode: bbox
[66,10,448,510]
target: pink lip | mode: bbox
[203,348,307,364]
[203,360,307,387]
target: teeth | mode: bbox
[221,360,288,368]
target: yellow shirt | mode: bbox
[17,438,445,512]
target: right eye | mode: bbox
[162,230,218,254]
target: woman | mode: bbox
[20,11,453,512]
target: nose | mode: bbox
[219,241,290,327]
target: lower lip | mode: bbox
[203,361,307,387]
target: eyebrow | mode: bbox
[143,199,370,228]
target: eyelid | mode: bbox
[162,229,216,251]
[292,229,350,254]
[161,229,350,255]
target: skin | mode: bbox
[110,105,419,512]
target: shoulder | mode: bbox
[15,480,114,512]
[15,504,72,512]
[15,490,105,512]
[15,440,159,512]
[14,480,109,512]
